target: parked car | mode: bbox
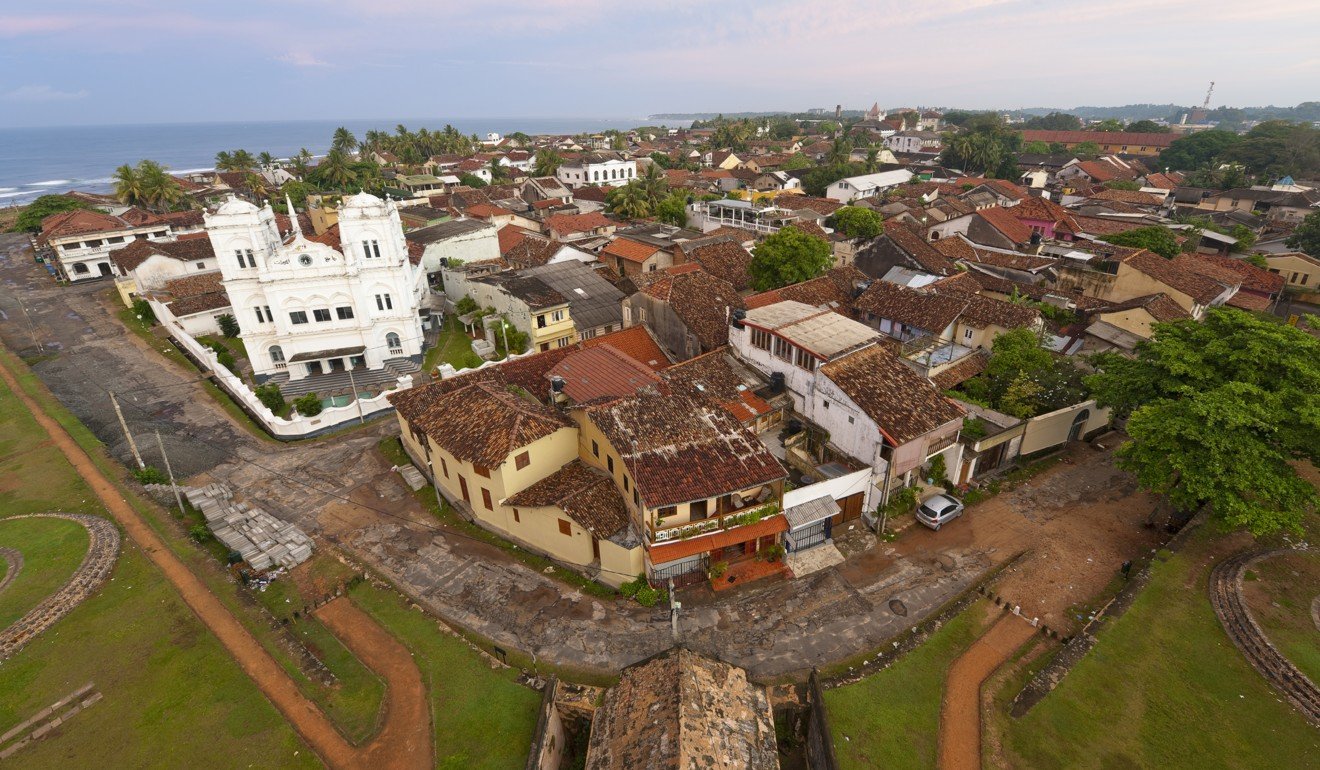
[915,493,965,531]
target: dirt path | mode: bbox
[316,599,432,769]
[0,353,430,769]
[939,615,1035,770]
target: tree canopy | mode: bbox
[10,195,90,233]
[1158,130,1242,173]
[956,328,1087,419]
[1020,112,1082,131]
[1223,120,1320,179]
[829,206,884,239]
[1087,308,1320,535]
[940,115,1021,178]
[1285,210,1320,256]
[748,227,833,291]
[1124,120,1171,134]
[1100,226,1182,259]
[113,160,187,212]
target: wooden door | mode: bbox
[458,476,470,503]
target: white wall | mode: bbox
[418,226,500,275]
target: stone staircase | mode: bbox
[266,357,422,399]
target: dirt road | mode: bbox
[939,615,1035,770]
[0,352,430,769]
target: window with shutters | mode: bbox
[481,488,493,510]
[474,464,490,478]
[515,451,530,470]
[558,519,572,536]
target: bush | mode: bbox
[188,524,213,544]
[760,544,785,562]
[455,296,479,315]
[635,586,661,606]
[709,561,729,580]
[214,349,236,373]
[254,383,285,413]
[131,298,156,325]
[620,574,646,598]
[294,392,323,416]
[132,466,170,485]
[928,455,949,487]
[217,313,240,338]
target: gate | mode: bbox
[786,519,830,552]
[652,554,709,588]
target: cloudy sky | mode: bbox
[2,0,1317,127]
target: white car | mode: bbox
[915,494,965,531]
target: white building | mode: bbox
[556,152,637,189]
[204,194,426,381]
[404,218,500,277]
[825,169,915,202]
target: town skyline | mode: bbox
[3,0,1319,127]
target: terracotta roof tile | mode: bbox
[883,220,957,274]
[678,238,755,292]
[638,268,744,352]
[504,460,630,540]
[581,325,673,371]
[974,206,1034,244]
[547,345,661,402]
[854,280,966,333]
[603,237,662,263]
[1122,251,1225,305]
[931,350,989,390]
[820,346,964,445]
[161,271,229,316]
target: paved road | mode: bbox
[0,232,1072,679]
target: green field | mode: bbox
[823,600,991,769]
[0,517,88,627]
[998,529,1320,769]
[1244,549,1320,687]
[0,350,318,768]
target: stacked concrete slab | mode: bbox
[183,483,313,571]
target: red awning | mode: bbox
[649,515,788,564]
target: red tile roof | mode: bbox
[547,345,661,402]
[638,268,745,352]
[820,346,964,445]
[854,280,967,333]
[975,206,1034,244]
[504,461,630,540]
[1019,130,1176,148]
[546,211,614,237]
[497,225,533,255]
[602,237,661,263]
[109,237,216,274]
[678,238,755,292]
[582,325,673,371]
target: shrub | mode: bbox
[760,544,785,562]
[188,524,213,543]
[620,574,646,598]
[928,454,949,487]
[217,313,240,338]
[131,298,156,324]
[132,466,170,485]
[214,349,236,373]
[455,296,479,315]
[254,383,285,413]
[635,586,661,606]
[294,392,323,416]
[709,561,729,580]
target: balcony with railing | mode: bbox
[650,500,780,544]
[900,332,975,371]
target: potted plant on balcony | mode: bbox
[708,561,729,581]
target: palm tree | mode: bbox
[314,148,357,189]
[244,172,270,202]
[864,148,879,173]
[291,148,312,177]
[638,164,668,206]
[532,149,563,177]
[488,157,507,183]
[138,160,185,212]
[113,163,146,207]
[331,126,358,155]
[608,182,652,220]
[229,148,257,170]
[258,151,275,169]
[827,136,854,167]
[214,150,234,171]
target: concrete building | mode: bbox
[556,152,637,189]
[404,218,500,277]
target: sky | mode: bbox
[2,0,1318,128]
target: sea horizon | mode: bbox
[0,116,684,207]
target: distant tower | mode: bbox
[835,104,842,120]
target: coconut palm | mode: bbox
[244,172,270,202]
[638,164,668,205]
[827,136,854,167]
[229,149,257,172]
[488,157,507,183]
[138,160,185,212]
[113,163,146,207]
[314,148,357,189]
[864,148,879,173]
[532,148,563,177]
[607,182,652,220]
[291,148,312,177]
[258,151,275,169]
[331,126,358,155]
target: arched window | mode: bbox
[386,332,402,354]
[269,345,286,369]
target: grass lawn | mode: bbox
[349,581,541,769]
[1244,549,1320,686]
[0,349,317,768]
[823,600,992,769]
[423,316,482,374]
[0,518,88,628]
[998,528,1320,769]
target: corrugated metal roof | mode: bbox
[784,496,840,530]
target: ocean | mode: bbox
[0,117,673,207]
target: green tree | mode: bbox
[1285,209,1320,256]
[826,136,853,166]
[1159,130,1242,172]
[457,172,487,189]
[258,151,275,168]
[294,393,324,416]
[487,157,507,183]
[1100,226,1182,259]
[1021,140,1051,154]
[1125,120,1170,134]
[331,126,358,154]
[312,148,357,190]
[748,227,833,290]
[958,327,1086,418]
[532,149,562,177]
[217,313,240,338]
[780,154,812,171]
[254,384,285,414]
[10,195,90,232]
[605,182,652,219]
[1090,119,1125,132]
[113,163,147,207]
[1087,308,1320,535]
[280,180,313,210]
[1071,141,1101,159]
[1224,121,1320,178]
[1021,112,1082,131]
[829,206,884,239]
[654,192,689,227]
[290,148,313,177]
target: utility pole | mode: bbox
[154,430,185,516]
[110,391,145,469]
[669,578,680,641]
[347,366,365,423]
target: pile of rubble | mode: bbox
[183,483,313,571]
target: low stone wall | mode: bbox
[0,514,120,660]
[524,675,565,770]
[1010,510,1206,716]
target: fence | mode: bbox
[150,297,415,439]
